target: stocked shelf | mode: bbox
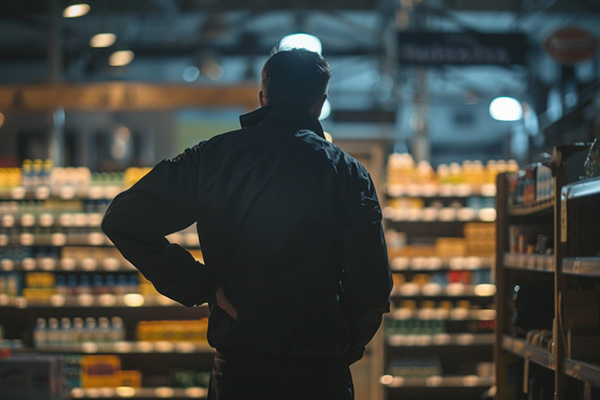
[0,257,135,272]
[386,183,496,198]
[380,374,494,389]
[383,207,496,223]
[501,335,555,370]
[29,341,214,355]
[388,308,496,322]
[70,387,207,399]
[392,283,496,299]
[503,253,555,273]
[562,257,600,277]
[0,293,189,308]
[564,358,600,387]
[391,256,493,271]
[387,333,493,347]
[507,197,554,217]
[0,185,123,201]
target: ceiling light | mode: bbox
[201,59,223,81]
[489,97,523,121]
[319,99,331,120]
[63,3,90,18]
[109,50,134,67]
[279,33,322,54]
[183,66,200,82]
[90,33,116,48]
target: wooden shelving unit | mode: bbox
[494,144,600,400]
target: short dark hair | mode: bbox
[261,48,332,109]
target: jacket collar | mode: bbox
[239,103,325,139]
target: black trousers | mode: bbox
[208,351,354,400]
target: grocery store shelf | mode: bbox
[507,197,554,217]
[503,253,555,273]
[564,358,600,387]
[562,257,600,277]
[0,293,194,308]
[391,256,493,271]
[0,186,122,201]
[70,386,206,399]
[383,208,496,223]
[0,257,135,272]
[380,374,494,389]
[32,341,214,355]
[501,335,555,370]
[387,333,494,347]
[386,183,496,198]
[388,308,496,322]
[0,212,104,229]
[392,283,496,299]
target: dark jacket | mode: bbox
[101,103,392,363]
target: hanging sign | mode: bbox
[544,27,598,65]
[397,31,528,66]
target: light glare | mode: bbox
[63,4,90,18]
[319,99,331,120]
[90,33,116,48]
[279,33,322,54]
[489,97,523,121]
[109,50,135,67]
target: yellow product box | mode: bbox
[119,370,142,388]
[22,288,56,301]
[434,238,466,257]
[25,272,56,288]
[81,355,121,388]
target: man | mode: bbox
[102,48,392,400]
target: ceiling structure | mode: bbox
[1,0,600,164]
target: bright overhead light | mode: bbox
[319,99,331,120]
[489,97,523,121]
[109,50,135,67]
[63,3,90,18]
[279,33,322,54]
[90,33,116,48]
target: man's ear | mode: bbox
[310,94,327,119]
[259,90,267,107]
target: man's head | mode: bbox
[260,48,332,118]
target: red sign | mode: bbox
[544,27,598,64]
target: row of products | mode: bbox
[0,159,152,196]
[0,246,130,271]
[0,200,111,225]
[508,227,552,255]
[383,198,496,223]
[387,358,494,379]
[385,317,495,337]
[34,317,126,347]
[387,357,443,378]
[386,153,519,187]
[386,222,496,260]
[136,319,209,343]
[507,163,554,207]
[0,227,199,248]
[66,354,209,389]
[0,271,140,299]
[0,227,109,247]
[392,269,492,290]
[392,299,496,321]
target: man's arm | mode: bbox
[341,166,392,364]
[101,144,218,307]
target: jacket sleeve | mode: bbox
[101,144,218,307]
[340,163,392,364]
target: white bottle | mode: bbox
[33,318,48,347]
